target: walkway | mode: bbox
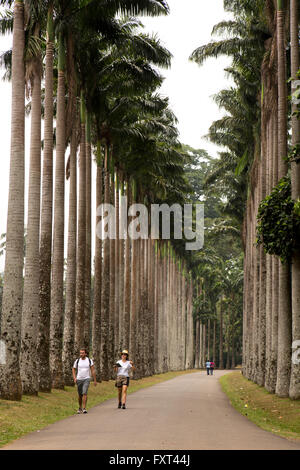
[3,371,300,450]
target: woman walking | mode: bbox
[114,349,135,409]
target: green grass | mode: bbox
[219,371,300,442]
[0,369,197,448]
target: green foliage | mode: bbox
[0,233,5,257]
[256,177,300,263]
[289,68,300,121]
[288,143,300,164]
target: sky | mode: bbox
[0,0,233,271]
[139,0,233,151]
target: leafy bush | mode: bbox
[256,176,300,264]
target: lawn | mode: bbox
[219,371,300,442]
[0,369,197,448]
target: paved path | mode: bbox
[2,371,300,450]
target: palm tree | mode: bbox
[50,31,66,390]
[118,174,125,355]
[92,139,103,381]
[256,133,267,387]
[129,179,138,370]
[114,169,120,360]
[100,142,111,380]
[38,0,54,393]
[108,164,116,376]
[123,178,131,353]
[275,0,292,398]
[84,110,92,350]
[0,0,25,401]
[20,13,43,395]
[219,297,224,369]
[62,111,78,386]
[289,0,300,400]
[74,93,86,353]
[190,0,276,389]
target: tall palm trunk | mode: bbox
[129,180,137,367]
[265,116,274,391]
[199,322,203,369]
[248,197,255,379]
[136,237,144,378]
[118,177,125,354]
[92,139,103,381]
[62,114,78,385]
[0,0,25,401]
[289,0,300,400]
[207,318,210,361]
[84,111,92,351]
[100,144,110,380]
[257,115,267,386]
[108,166,115,376]
[50,32,66,389]
[231,326,236,369]
[181,268,186,370]
[157,242,164,372]
[154,242,159,373]
[163,244,169,372]
[276,0,292,397]
[38,2,54,393]
[242,203,251,377]
[203,322,206,365]
[20,63,41,395]
[74,93,86,353]
[123,179,131,351]
[252,155,261,383]
[148,238,155,375]
[269,113,280,392]
[226,325,231,370]
[158,243,164,372]
[144,238,151,376]
[114,171,120,359]
[219,298,224,369]
[245,199,254,378]
[213,319,216,365]
[195,318,200,368]
[167,249,171,370]
[187,279,194,369]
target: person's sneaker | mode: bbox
[77,408,82,414]
[118,402,122,409]
[82,409,87,414]
[122,404,126,409]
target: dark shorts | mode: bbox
[77,379,90,395]
[115,375,130,388]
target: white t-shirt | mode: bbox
[73,357,94,380]
[116,360,132,377]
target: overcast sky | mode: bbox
[0,0,233,271]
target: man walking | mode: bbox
[72,348,97,414]
[205,359,211,375]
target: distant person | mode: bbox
[72,348,97,414]
[205,360,211,375]
[114,349,135,409]
[210,361,215,375]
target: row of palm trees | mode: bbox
[0,0,197,401]
[191,0,300,399]
[181,146,244,371]
[193,257,243,370]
